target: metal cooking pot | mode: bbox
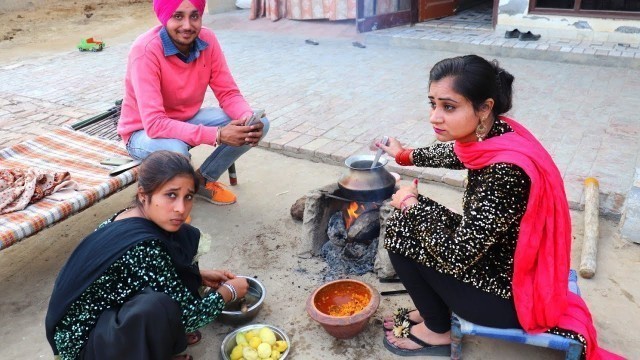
[338,154,396,202]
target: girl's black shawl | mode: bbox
[45,217,202,353]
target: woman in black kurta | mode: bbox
[46,151,249,360]
[378,55,586,357]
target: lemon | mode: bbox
[230,344,244,360]
[274,340,288,353]
[245,329,258,341]
[235,332,248,346]
[243,346,259,360]
[270,349,281,359]
[249,336,262,349]
[257,342,272,359]
[258,327,277,345]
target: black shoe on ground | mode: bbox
[505,29,521,38]
[519,31,541,41]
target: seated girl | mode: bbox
[45,150,249,360]
[377,55,622,359]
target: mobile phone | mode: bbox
[100,157,134,166]
[109,160,141,176]
[245,109,265,126]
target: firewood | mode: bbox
[579,177,599,279]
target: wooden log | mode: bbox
[579,177,599,279]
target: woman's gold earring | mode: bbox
[476,117,487,142]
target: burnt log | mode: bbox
[327,211,347,247]
[347,210,380,244]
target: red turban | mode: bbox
[153,0,206,26]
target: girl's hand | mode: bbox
[376,137,405,158]
[200,269,235,289]
[390,179,420,210]
[217,277,249,302]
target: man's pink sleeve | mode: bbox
[128,53,217,146]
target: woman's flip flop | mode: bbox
[383,334,451,357]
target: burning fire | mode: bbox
[343,201,378,230]
[343,202,365,229]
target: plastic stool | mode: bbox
[450,270,583,360]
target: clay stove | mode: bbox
[298,182,396,281]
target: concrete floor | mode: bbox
[0,147,637,359]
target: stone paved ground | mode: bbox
[1,10,639,220]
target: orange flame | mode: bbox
[343,201,365,229]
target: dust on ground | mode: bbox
[0,0,156,65]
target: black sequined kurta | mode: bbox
[384,118,586,356]
[385,118,529,299]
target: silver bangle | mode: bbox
[216,127,222,146]
[221,282,237,302]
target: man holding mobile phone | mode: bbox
[117,0,269,205]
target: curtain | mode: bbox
[250,0,357,21]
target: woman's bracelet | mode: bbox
[221,282,237,303]
[400,194,418,215]
[395,149,414,166]
[399,194,417,207]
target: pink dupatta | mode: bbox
[453,116,623,360]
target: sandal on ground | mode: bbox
[172,354,193,360]
[383,308,421,331]
[186,330,202,346]
[383,333,451,357]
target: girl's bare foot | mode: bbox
[385,322,451,350]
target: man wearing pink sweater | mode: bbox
[118,0,268,205]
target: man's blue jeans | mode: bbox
[126,107,270,183]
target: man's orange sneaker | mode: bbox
[196,181,237,205]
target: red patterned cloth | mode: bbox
[0,127,137,251]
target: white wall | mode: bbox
[496,0,640,44]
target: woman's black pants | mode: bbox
[79,287,187,360]
[388,251,521,333]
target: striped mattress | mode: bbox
[0,127,137,251]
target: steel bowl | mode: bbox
[220,323,290,360]
[218,275,266,326]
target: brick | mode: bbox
[268,131,302,150]
[282,134,315,153]
[26,112,53,121]
[314,140,349,160]
[300,137,332,153]
[420,167,448,182]
[330,142,362,163]
[443,170,467,188]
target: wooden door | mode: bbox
[418,0,458,21]
[356,0,418,33]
